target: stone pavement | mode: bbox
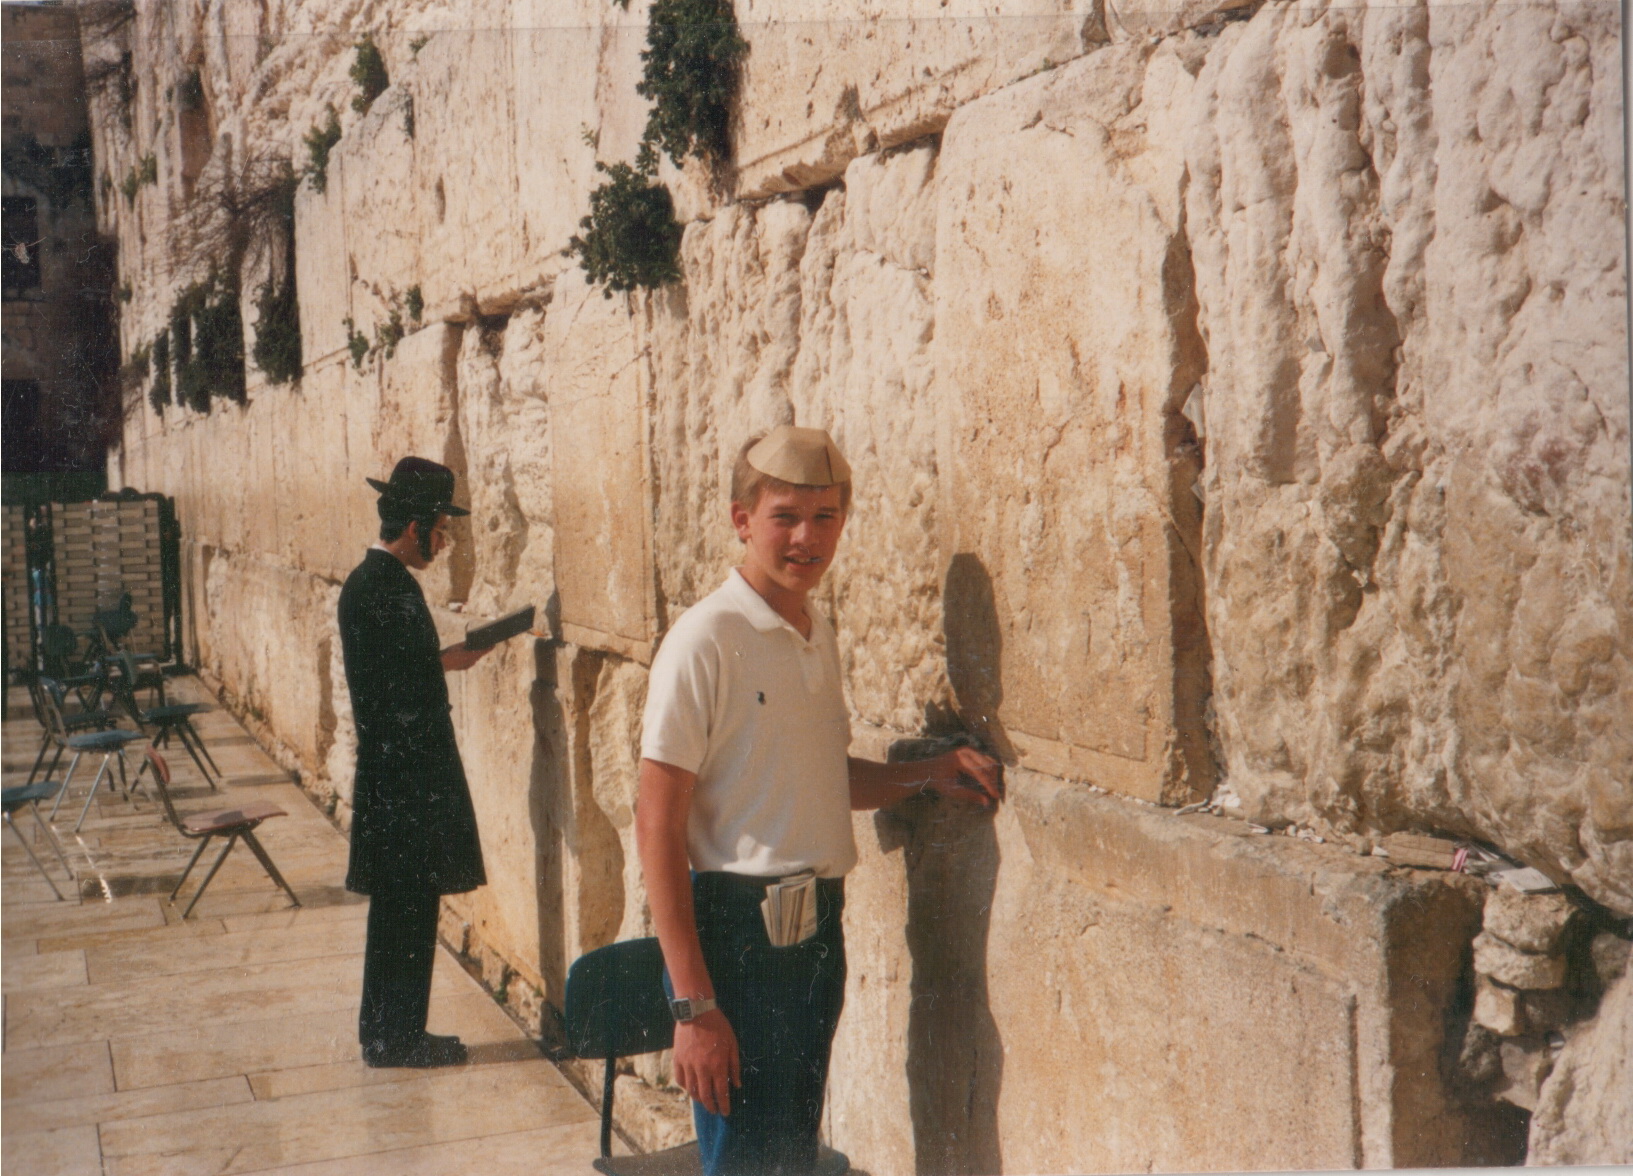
[2,676,612,1175]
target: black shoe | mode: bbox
[362,1033,467,1068]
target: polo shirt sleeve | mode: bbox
[641,622,717,774]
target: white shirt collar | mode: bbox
[724,568,811,637]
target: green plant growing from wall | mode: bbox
[171,271,246,412]
[150,330,171,412]
[119,340,150,388]
[373,308,405,360]
[117,281,133,303]
[404,285,423,323]
[250,169,303,386]
[252,273,302,385]
[635,0,747,171]
[138,153,158,186]
[344,317,370,369]
[402,94,416,140]
[120,168,139,205]
[303,105,341,193]
[566,161,683,297]
[350,36,390,115]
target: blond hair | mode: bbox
[730,436,852,513]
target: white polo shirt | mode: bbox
[641,568,857,879]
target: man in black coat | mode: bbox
[339,456,488,1068]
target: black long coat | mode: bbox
[338,548,486,895]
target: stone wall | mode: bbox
[88,0,1628,1169]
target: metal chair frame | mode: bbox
[133,748,300,919]
[37,677,147,832]
[105,653,220,791]
[2,781,75,901]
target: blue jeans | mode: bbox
[670,871,847,1176]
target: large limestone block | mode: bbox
[1184,0,1632,912]
[511,0,646,276]
[293,164,352,368]
[734,0,1104,197]
[455,309,557,621]
[410,15,525,316]
[1484,886,1578,955]
[548,272,657,659]
[586,655,652,948]
[335,87,420,320]
[933,44,1211,802]
[829,741,1494,1171]
[789,148,950,731]
[442,610,551,990]
[193,553,340,779]
[372,322,470,606]
[1528,967,1633,1165]
[645,201,813,616]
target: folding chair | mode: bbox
[37,677,148,832]
[2,781,75,901]
[563,938,849,1176]
[106,653,220,791]
[133,748,300,918]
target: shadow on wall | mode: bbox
[528,632,569,1030]
[876,551,1011,1176]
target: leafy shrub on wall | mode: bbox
[636,0,747,171]
[567,162,683,297]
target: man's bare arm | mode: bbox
[848,746,1003,811]
[635,758,741,1115]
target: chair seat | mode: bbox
[2,781,63,811]
[66,729,146,751]
[180,802,286,836]
[143,702,212,721]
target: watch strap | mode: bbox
[670,995,717,1022]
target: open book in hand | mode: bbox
[760,870,819,947]
[463,605,536,651]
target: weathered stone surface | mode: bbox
[1483,886,1578,955]
[1183,0,1632,913]
[1475,974,1526,1037]
[1590,930,1631,988]
[790,148,949,732]
[548,272,657,660]
[830,743,1492,1171]
[644,199,813,614]
[1474,931,1568,991]
[1528,968,1633,1165]
[933,43,1211,803]
[1497,1035,1556,1112]
[734,1,1105,197]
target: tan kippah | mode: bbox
[746,425,852,486]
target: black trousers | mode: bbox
[680,871,847,1176]
[359,887,441,1049]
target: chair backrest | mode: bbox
[136,748,186,833]
[564,937,673,1061]
[103,652,148,726]
[39,624,81,678]
[35,677,71,741]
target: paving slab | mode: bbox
[4,679,613,1176]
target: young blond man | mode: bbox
[636,425,1002,1176]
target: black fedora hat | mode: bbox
[366,457,470,518]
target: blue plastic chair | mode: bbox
[3,780,74,900]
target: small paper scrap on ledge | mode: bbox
[1491,866,1559,894]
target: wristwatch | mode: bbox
[669,995,717,1022]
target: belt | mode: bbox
[695,870,844,893]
